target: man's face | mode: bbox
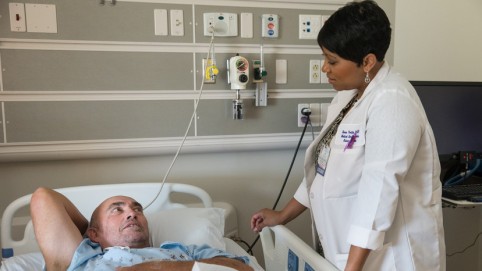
[89,196,150,249]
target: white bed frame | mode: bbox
[260,225,339,271]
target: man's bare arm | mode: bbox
[116,257,254,271]
[30,187,87,271]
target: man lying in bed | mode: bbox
[30,187,253,271]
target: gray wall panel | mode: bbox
[1,50,193,91]
[0,1,342,144]
[0,1,193,43]
[5,100,194,142]
[196,98,330,136]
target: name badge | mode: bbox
[316,144,331,176]
[335,124,365,151]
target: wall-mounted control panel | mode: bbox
[203,12,238,37]
[261,14,279,38]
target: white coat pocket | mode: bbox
[322,124,365,199]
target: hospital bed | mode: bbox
[0,182,263,271]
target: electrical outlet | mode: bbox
[309,59,321,84]
[298,103,329,127]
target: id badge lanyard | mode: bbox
[314,96,358,176]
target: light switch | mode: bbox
[25,4,57,33]
[276,59,287,84]
[9,3,26,32]
[240,13,253,38]
[170,9,184,36]
[154,9,168,36]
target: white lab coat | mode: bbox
[294,63,446,271]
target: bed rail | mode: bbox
[260,225,338,271]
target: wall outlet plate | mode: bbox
[170,9,184,36]
[309,59,321,84]
[299,14,321,39]
[9,3,26,32]
[25,4,57,33]
[154,9,168,36]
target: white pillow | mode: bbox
[147,208,226,251]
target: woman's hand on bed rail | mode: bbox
[251,198,307,232]
[251,209,281,232]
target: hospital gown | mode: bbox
[66,239,250,271]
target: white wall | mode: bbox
[393,1,482,270]
[393,0,482,82]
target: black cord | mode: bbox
[246,114,311,254]
[229,236,254,255]
[446,231,482,257]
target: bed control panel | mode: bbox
[288,249,299,271]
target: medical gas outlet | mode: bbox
[202,58,219,84]
[228,55,249,120]
[253,59,268,107]
[228,56,249,90]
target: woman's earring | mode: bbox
[364,72,371,84]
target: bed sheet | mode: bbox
[0,238,262,271]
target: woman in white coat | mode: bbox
[251,1,446,270]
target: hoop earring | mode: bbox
[364,72,371,84]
